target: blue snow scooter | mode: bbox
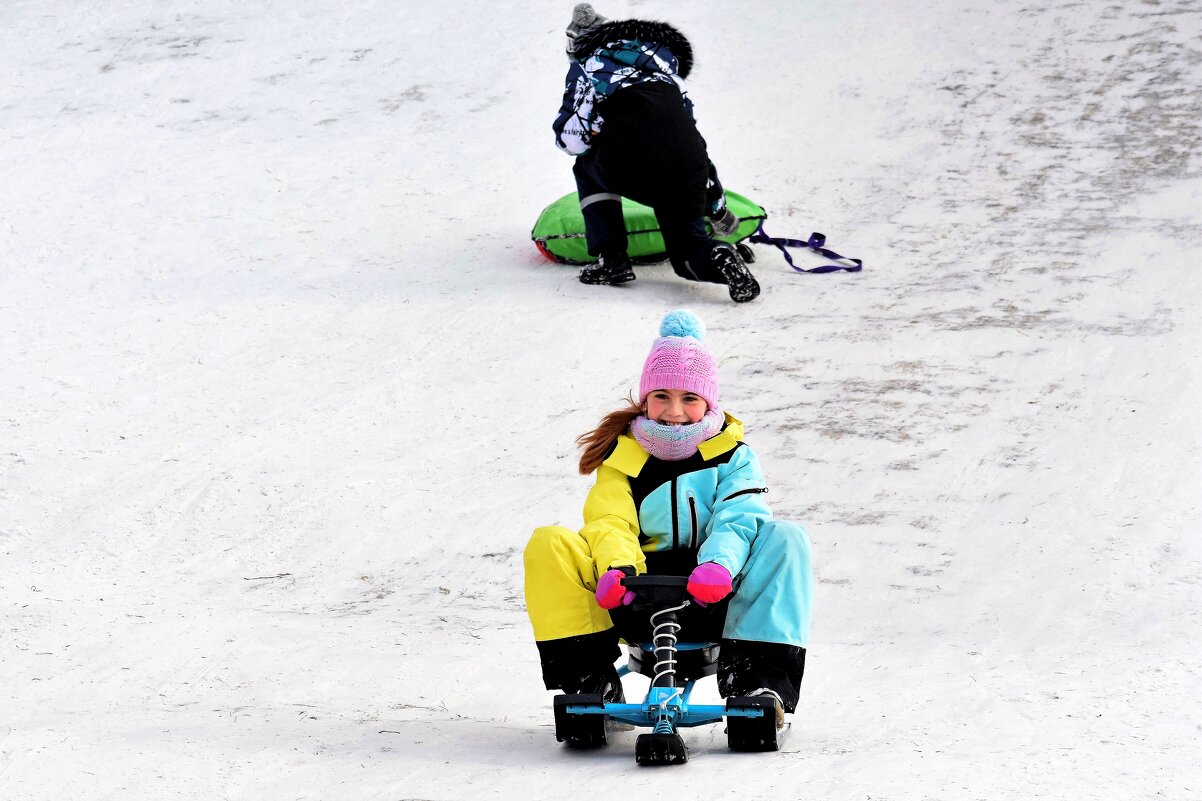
[552,575,783,765]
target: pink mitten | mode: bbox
[595,568,636,609]
[687,562,732,605]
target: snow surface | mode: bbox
[2,0,1200,798]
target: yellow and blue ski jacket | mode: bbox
[580,413,772,579]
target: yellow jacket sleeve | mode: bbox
[580,463,647,576]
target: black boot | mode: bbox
[579,254,636,286]
[709,242,759,302]
[536,629,625,702]
[561,661,625,704]
[717,639,806,713]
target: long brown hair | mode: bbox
[576,396,643,475]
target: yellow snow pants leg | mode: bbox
[524,525,614,642]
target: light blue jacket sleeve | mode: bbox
[696,445,773,578]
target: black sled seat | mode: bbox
[626,641,719,681]
[622,575,720,681]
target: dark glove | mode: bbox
[709,206,739,237]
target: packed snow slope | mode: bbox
[2,1,1200,799]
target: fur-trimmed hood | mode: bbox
[569,19,694,78]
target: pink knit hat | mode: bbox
[639,310,720,409]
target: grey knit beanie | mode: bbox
[565,3,607,54]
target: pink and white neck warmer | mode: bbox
[630,408,725,462]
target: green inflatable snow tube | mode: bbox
[531,190,767,265]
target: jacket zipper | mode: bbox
[723,487,769,502]
[670,476,679,550]
[688,496,698,550]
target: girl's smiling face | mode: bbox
[644,388,708,425]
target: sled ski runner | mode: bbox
[551,576,788,765]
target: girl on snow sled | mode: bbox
[553,4,760,302]
[523,310,813,723]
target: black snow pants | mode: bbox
[573,80,728,282]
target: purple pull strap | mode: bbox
[748,222,863,274]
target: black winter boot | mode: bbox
[561,661,625,704]
[535,629,624,702]
[579,254,636,286]
[709,242,759,302]
[717,639,806,713]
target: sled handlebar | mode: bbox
[620,574,690,608]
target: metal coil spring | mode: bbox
[649,601,689,687]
